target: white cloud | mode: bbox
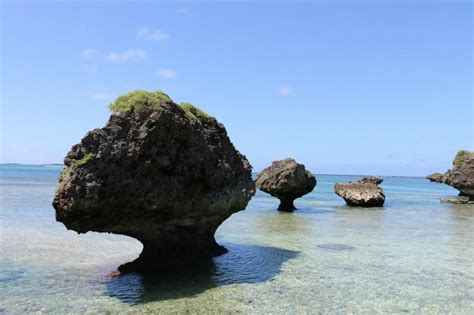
[89,92,112,100]
[106,49,149,63]
[81,49,101,58]
[156,68,176,79]
[278,84,293,96]
[137,27,169,41]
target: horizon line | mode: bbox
[0,163,427,178]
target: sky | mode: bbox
[1,1,472,176]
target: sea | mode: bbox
[0,164,473,314]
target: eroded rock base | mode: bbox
[118,237,227,273]
[345,198,384,207]
[277,198,297,212]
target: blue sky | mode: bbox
[1,1,472,176]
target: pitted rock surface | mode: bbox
[334,177,385,207]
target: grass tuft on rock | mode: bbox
[453,150,473,167]
[180,102,211,121]
[109,90,172,113]
[71,153,95,166]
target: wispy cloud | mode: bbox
[278,84,293,96]
[106,49,149,63]
[156,68,176,79]
[81,49,101,58]
[137,27,169,41]
[89,92,112,100]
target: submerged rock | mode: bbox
[53,90,255,273]
[428,150,474,200]
[440,197,473,205]
[317,244,355,251]
[256,158,316,212]
[334,177,385,207]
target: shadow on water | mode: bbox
[103,243,299,305]
[333,204,385,211]
[288,207,334,215]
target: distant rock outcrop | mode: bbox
[53,90,255,273]
[334,177,385,207]
[355,176,384,185]
[256,158,316,212]
[426,172,445,183]
[427,150,474,201]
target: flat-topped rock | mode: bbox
[53,90,255,273]
[334,176,385,207]
[256,158,316,212]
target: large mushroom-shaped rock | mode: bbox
[255,158,316,212]
[334,177,385,207]
[428,150,474,200]
[53,90,255,273]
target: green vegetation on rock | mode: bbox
[109,90,172,113]
[453,150,473,167]
[59,167,70,182]
[180,102,210,121]
[71,153,95,166]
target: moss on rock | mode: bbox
[180,102,211,121]
[109,90,172,113]
[59,167,70,182]
[453,150,474,167]
[71,153,95,166]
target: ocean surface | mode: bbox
[0,164,473,314]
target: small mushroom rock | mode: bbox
[255,158,316,212]
[53,90,255,273]
[334,177,385,207]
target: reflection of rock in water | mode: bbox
[317,244,355,251]
[104,243,299,304]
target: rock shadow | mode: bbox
[103,242,299,305]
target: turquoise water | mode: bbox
[1,165,473,314]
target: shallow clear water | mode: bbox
[1,165,473,314]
